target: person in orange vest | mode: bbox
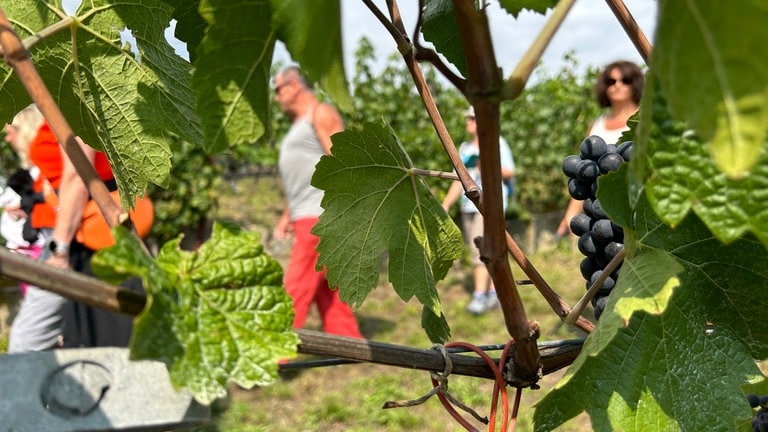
[7,104,142,351]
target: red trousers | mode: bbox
[285,217,362,338]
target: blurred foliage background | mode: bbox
[0,39,605,248]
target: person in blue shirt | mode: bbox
[442,106,515,315]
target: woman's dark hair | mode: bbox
[595,60,644,107]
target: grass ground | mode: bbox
[202,175,594,432]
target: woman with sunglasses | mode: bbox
[556,60,644,238]
[588,61,644,143]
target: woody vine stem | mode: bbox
[363,0,652,387]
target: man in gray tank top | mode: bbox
[272,66,362,339]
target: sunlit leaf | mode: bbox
[193,0,275,153]
[163,0,206,62]
[652,0,768,177]
[535,182,768,431]
[422,0,466,77]
[637,79,768,247]
[499,0,557,17]
[92,223,299,405]
[0,0,201,201]
[312,121,463,343]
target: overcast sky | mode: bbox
[334,0,657,78]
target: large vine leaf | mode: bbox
[637,77,768,247]
[192,0,275,153]
[311,121,463,343]
[91,223,299,405]
[652,0,768,178]
[271,0,351,111]
[498,0,557,17]
[421,0,557,79]
[422,0,467,77]
[162,0,207,63]
[181,0,349,153]
[534,175,768,431]
[0,0,202,202]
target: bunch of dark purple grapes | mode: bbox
[748,394,768,432]
[561,135,633,320]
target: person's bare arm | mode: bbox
[442,181,463,211]
[501,166,514,180]
[273,207,292,241]
[499,138,515,180]
[312,103,344,154]
[557,197,583,237]
[4,206,26,220]
[47,138,94,268]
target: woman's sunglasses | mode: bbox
[605,77,633,86]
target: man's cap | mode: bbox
[463,106,475,117]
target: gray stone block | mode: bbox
[0,348,209,431]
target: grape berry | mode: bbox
[561,135,632,320]
[747,394,768,432]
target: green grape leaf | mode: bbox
[420,0,556,77]
[595,164,633,230]
[91,223,299,405]
[312,121,463,343]
[193,0,275,153]
[162,0,206,63]
[271,0,351,111]
[652,1,768,177]
[421,306,452,344]
[422,0,467,77]
[0,0,202,202]
[534,191,768,431]
[90,228,158,284]
[637,79,768,247]
[499,0,557,17]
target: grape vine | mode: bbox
[561,135,632,320]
